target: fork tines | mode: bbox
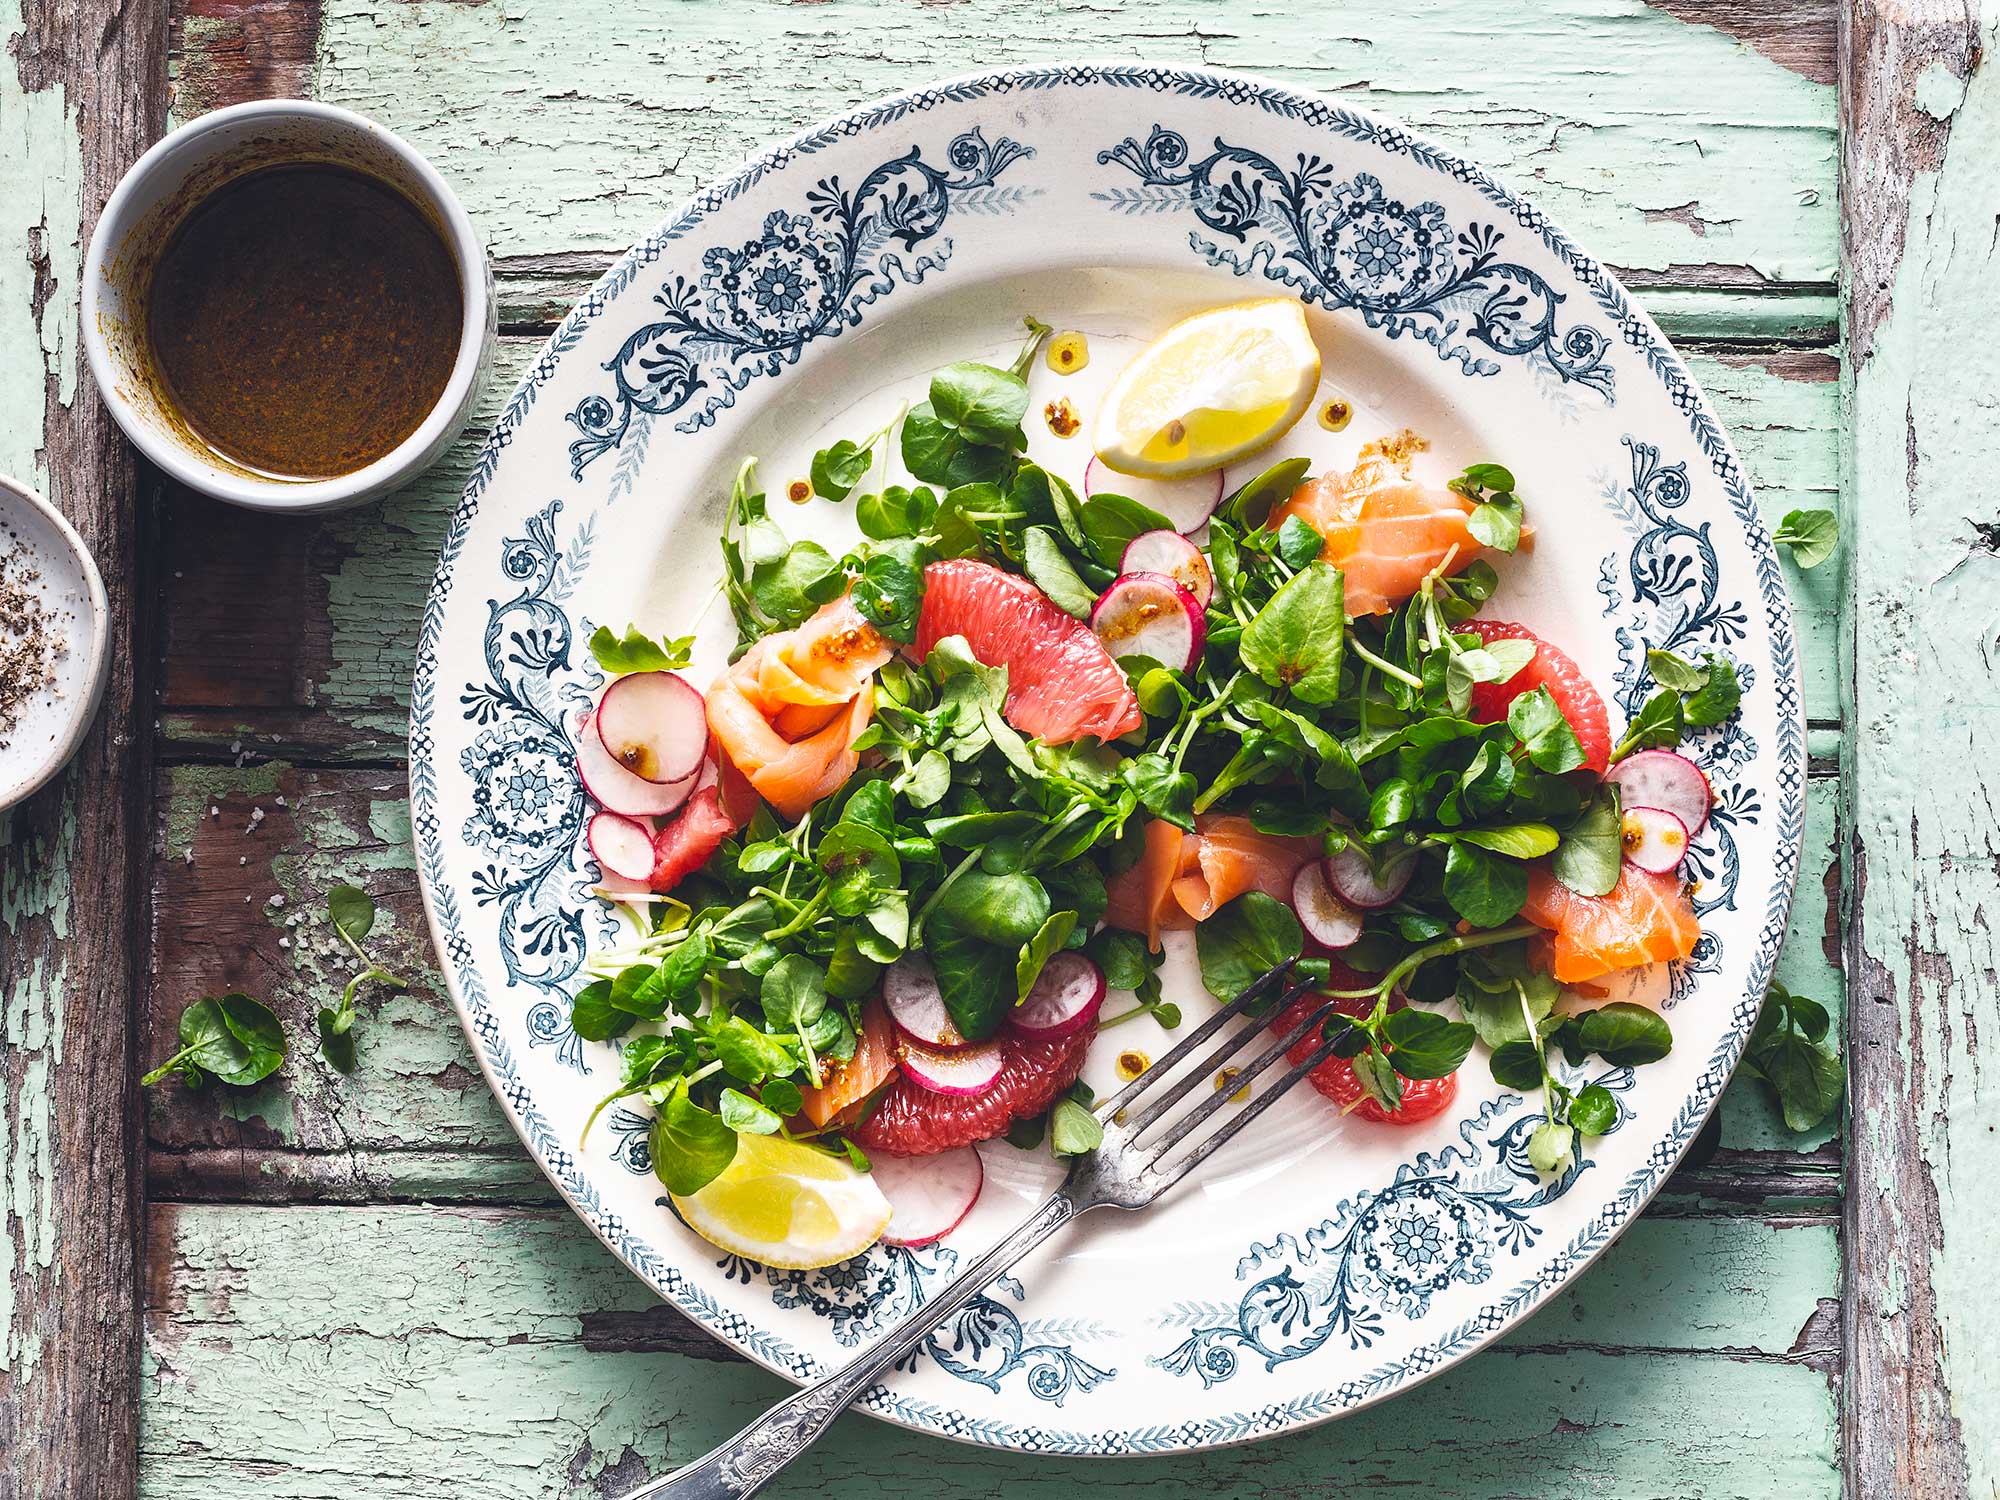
[1091,960,1347,1188]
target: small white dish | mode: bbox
[82,99,495,514]
[0,475,110,812]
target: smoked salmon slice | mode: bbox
[706,599,887,822]
[1521,864,1700,984]
[797,997,897,1129]
[1104,815,1321,949]
[1270,466,1483,617]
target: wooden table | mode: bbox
[0,2,1986,1494]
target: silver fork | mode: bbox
[621,960,1336,1500]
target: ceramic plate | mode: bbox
[411,64,1804,1454]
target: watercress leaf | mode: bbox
[1220,456,1312,529]
[1023,525,1098,619]
[1005,1112,1048,1150]
[589,624,693,675]
[1568,1083,1620,1136]
[1646,647,1709,694]
[650,1086,739,1196]
[1461,462,1517,492]
[901,402,1008,488]
[1578,1002,1674,1066]
[1087,928,1154,994]
[1121,752,1196,831]
[1506,686,1587,773]
[1195,892,1303,1002]
[1617,689,1686,757]
[1788,991,1832,1044]
[857,483,938,540]
[896,748,952,809]
[1381,1010,1476,1080]
[923,809,1040,846]
[1684,653,1741,727]
[1752,1031,1845,1131]
[1369,778,1417,829]
[1135,665,1191,719]
[1488,1039,1545,1090]
[1773,508,1839,570]
[818,823,901,908]
[932,871,1051,946]
[719,1086,784,1136]
[804,1008,856,1062]
[1048,1095,1104,1158]
[1016,911,1079,1000]
[620,1034,674,1089]
[1552,788,1623,897]
[1350,1044,1403,1112]
[1467,492,1523,553]
[851,552,924,644]
[751,541,842,628]
[927,917,1016,1042]
[1078,493,1174,569]
[759,954,828,1030]
[1454,823,1560,859]
[810,438,873,502]
[858,894,910,963]
[1208,519,1245,606]
[1240,562,1346,703]
[931,361,1030,444]
[1042,861,1107,933]
[1442,841,1528,927]
[1275,514,1325,570]
[1527,1119,1576,1175]
[317,1007,356,1074]
[826,928,885,1003]
[712,1017,792,1084]
[571,979,636,1042]
[328,883,376,945]
[737,840,793,875]
[760,1077,804,1118]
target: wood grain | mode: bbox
[0,1,164,1494]
[1840,2,1991,1494]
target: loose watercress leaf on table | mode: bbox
[1578,1002,1673,1066]
[329,883,376,945]
[143,993,290,1089]
[1773,507,1839,569]
[1196,892,1303,1003]
[1552,787,1623,897]
[1240,562,1346,703]
[1743,982,1844,1131]
[589,625,694,676]
[650,1085,739,1195]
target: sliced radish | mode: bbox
[1621,805,1691,875]
[883,953,969,1050]
[1292,861,1363,949]
[587,811,656,881]
[1090,571,1205,671]
[1085,455,1224,534]
[1120,529,1214,608]
[1009,951,1106,1041]
[596,671,707,785]
[896,1035,1004,1096]
[577,711,699,818]
[871,1146,984,1246]
[1323,844,1417,910]
[1606,748,1713,836]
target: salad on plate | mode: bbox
[566,299,1731,1270]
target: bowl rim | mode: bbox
[81,98,489,514]
[0,473,111,812]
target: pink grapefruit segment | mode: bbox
[1461,618,1612,776]
[913,559,1141,744]
[851,1027,1093,1156]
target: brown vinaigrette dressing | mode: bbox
[144,163,462,480]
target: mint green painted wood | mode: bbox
[141,1203,1839,1499]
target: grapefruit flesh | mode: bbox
[1274,985,1459,1127]
[913,559,1141,744]
[851,1027,1094,1156]
[1461,618,1612,776]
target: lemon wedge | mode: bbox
[1093,298,1322,479]
[671,1133,891,1269]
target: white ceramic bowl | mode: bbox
[82,100,495,514]
[0,475,109,811]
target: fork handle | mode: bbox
[620,1189,1082,1500]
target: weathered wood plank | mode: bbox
[281,0,1834,281]
[142,760,1846,1194]
[150,332,1849,773]
[0,2,163,1493]
[142,1202,1840,1498]
[1840,2,1993,1494]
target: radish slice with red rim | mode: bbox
[1606,748,1713,836]
[596,671,707,785]
[1120,529,1214,608]
[1620,805,1690,874]
[1090,571,1205,671]
[870,1146,984,1246]
[1292,861,1363,949]
[577,712,698,818]
[883,953,969,1050]
[1323,843,1416,909]
[1084,455,1224,534]
[896,1035,1004,1096]
[587,811,656,881]
[1009,951,1106,1041]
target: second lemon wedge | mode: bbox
[1093,298,1321,479]
[671,1132,891,1269]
